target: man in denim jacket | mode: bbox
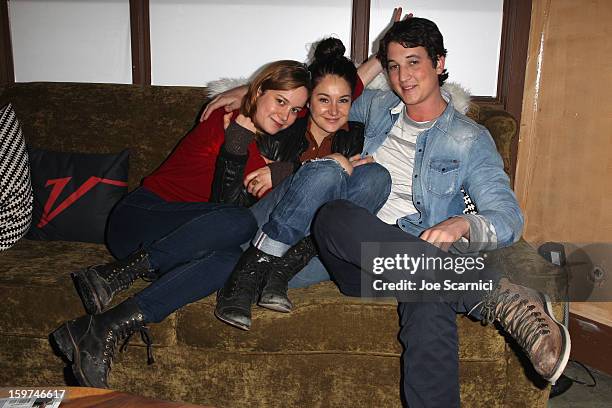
[313,17,569,407]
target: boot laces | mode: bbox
[480,289,550,355]
[102,314,155,369]
[105,252,156,292]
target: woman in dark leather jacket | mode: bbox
[211,114,365,206]
[215,38,392,331]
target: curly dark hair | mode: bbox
[376,17,449,86]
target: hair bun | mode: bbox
[313,37,346,62]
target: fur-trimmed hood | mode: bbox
[206,72,471,115]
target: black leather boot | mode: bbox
[215,246,271,331]
[258,237,317,312]
[50,298,154,389]
[72,249,156,315]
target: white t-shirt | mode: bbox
[373,102,435,224]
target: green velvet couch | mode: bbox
[0,82,565,407]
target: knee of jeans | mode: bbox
[371,162,392,185]
[359,163,391,193]
[298,158,347,187]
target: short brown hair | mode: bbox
[377,18,449,86]
[240,60,312,118]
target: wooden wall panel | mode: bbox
[516,0,612,244]
[0,0,14,85]
[515,0,612,330]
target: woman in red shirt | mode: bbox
[51,60,311,389]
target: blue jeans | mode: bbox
[106,187,257,323]
[249,159,391,287]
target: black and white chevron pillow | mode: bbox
[461,187,478,215]
[0,103,33,251]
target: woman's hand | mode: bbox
[357,7,413,86]
[200,85,249,122]
[349,154,375,168]
[325,153,354,176]
[244,166,273,198]
[391,7,413,23]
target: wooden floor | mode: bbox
[1,387,212,407]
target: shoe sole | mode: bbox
[50,325,94,387]
[257,300,292,313]
[542,293,571,385]
[214,309,251,331]
[72,270,103,315]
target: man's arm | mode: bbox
[461,128,524,248]
[201,85,248,122]
[421,128,522,252]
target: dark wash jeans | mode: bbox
[106,187,257,323]
[312,200,501,408]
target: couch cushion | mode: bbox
[0,239,176,346]
[0,239,507,362]
[178,281,505,361]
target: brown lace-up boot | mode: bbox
[478,278,570,383]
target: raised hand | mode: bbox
[391,7,413,23]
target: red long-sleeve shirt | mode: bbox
[142,108,266,202]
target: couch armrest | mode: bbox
[487,238,568,307]
[468,104,517,182]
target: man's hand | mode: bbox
[349,154,375,168]
[420,217,470,252]
[244,166,272,198]
[200,85,249,122]
[325,153,354,176]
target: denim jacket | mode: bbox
[350,88,524,249]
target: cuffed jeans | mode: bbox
[248,159,391,288]
[106,187,257,323]
[312,200,501,408]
